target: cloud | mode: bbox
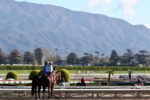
[116,0,138,18]
[88,0,112,7]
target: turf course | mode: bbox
[0,70,150,74]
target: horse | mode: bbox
[133,82,144,89]
[131,82,144,89]
[31,67,57,99]
[76,82,87,86]
[31,75,42,99]
[42,70,61,99]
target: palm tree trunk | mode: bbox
[108,73,110,82]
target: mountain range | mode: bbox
[0,0,150,56]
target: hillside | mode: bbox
[0,0,150,56]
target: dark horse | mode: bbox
[31,75,42,99]
[77,82,87,86]
[31,67,61,99]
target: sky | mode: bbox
[15,0,150,29]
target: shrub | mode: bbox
[29,70,40,80]
[39,70,43,76]
[6,71,19,80]
[2,65,150,71]
[60,69,70,82]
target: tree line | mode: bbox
[0,48,43,65]
[0,48,150,67]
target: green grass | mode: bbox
[0,70,150,74]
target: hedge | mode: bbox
[60,69,70,82]
[29,70,41,80]
[6,71,19,80]
[38,70,43,76]
[1,65,150,71]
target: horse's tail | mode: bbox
[31,77,35,97]
[76,83,79,86]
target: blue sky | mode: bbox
[15,0,150,29]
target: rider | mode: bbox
[61,77,65,83]
[81,77,85,86]
[60,77,65,87]
[137,79,141,86]
[46,61,56,82]
[43,61,48,75]
[43,61,48,85]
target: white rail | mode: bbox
[0,88,150,99]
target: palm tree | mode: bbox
[95,51,100,60]
[102,54,105,58]
[105,56,109,66]
[55,49,58,58]
[84,53,89,66]
[55,49,58,65]
[106,69,115,82]
[95,51,97,58]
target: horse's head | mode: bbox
[53,66,56,70]
[55,70,61,80]
[53,66,57,73]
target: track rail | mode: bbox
[1,88,150,99]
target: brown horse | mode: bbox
[31,67,57,99]
[42,70,61,99]
[133,82,144,89]
[77,82,87,86]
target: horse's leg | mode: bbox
[31,82,34,98]
[43,78,46,99]
[51,86,54,99]
[35,86,37,99]
[48,83,51,99]
[38,85,41,99]
[43,85,46,99]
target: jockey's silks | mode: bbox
[43,65,47,74]
[46,65,53,73]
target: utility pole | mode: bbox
[65,51,67,66]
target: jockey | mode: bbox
[60,77,65,87]
[43,61,48,75]
[81,77,85,85]
[137,79,141,86]
[46,61,55,81]
[61,77,65,83]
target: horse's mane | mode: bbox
[56,70,61,74]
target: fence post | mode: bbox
[92,91,94,97]
[97,91,99,97]
[114,91,117,97]
[18,91,20,97]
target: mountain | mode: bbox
[0,0,150,56]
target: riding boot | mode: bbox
[53,74,56,81]
[53,75,56,85]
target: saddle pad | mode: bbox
[51,76,55,83]
[46,74,55,86]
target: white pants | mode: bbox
[60,82,65,87]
